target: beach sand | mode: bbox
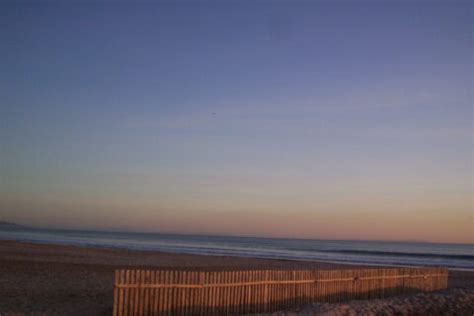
[0,241,473,315]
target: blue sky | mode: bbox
[1,1,472,242]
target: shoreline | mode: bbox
[1,240,473,315]
[1,236,472,272]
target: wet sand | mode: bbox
[0,241,472,315]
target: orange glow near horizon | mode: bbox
[2,188,472,244]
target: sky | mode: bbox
[0,1,472,243]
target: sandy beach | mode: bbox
[0,241,473,315]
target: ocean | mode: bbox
[1,226,472,270]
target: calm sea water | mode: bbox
[1,227,472,270]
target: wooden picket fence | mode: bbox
[113,267,448,315]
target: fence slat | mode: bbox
[123,270,129,316]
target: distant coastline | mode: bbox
[0,220,27,229]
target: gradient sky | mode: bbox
[1,1,472,243]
